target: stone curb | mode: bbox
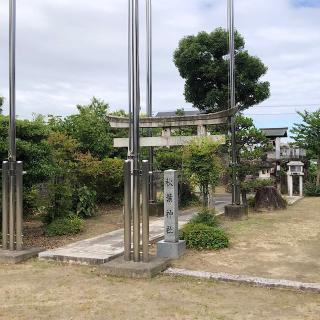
[164,268,320,294]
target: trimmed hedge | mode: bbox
[181,223,229,250]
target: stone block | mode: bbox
[157,240,186,259]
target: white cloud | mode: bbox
[0,0,318,130]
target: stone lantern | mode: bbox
[287,161,304,197]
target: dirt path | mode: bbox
[174,197,320,283]
[0,260,319,320]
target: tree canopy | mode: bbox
[174,28,270,113]
[292,109,320,186]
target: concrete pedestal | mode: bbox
[157,240,186,259]
[0,247,44,264]
[224,204,248,219]
[100,255,170,279]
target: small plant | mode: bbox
[76,186,97,218]
[181,223,229,250]
[247,196,255,208]
[45,214,84,237]
[189,209,218,227]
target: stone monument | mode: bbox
[157,170,186,259]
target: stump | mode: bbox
[254,186,287,211]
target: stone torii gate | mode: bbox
[108,108,236,148]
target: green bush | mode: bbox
[76,154,124,203]
[189,209,218,227]
[181,223,229,250]
[76,186,97,218]
[304,182,320,197]
[46,178,74,223]
[247,196,255,208]
[45,215,84,237]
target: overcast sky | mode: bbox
[0,0,319,130]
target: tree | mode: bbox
[183,137,222,206]
[174,28,270,113]
[229,115,272,202]
[50,98,113,159]
[0,96,4,114]
[292,109,320,186]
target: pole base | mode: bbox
[224,204,248,220]
[100,255,170,279]
[0,247,44,264]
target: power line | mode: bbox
[246,113,297,116]
[252,103,320,108]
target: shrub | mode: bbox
[247,196,255,208]
[304,182,320,197]
[76,154,124,203]
[242,178,275,192]
[45,215,84,237]
[46,178,74,223]
[189,209,218,227]
[181,223,229,250]
[76,186,97,218]
[179,181,200,208]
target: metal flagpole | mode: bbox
[146,0,155,201]
[228,0,240,205]
[9,0,16,164]
[9,0,17,251]
[131,0,141,262]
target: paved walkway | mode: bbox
[39,209,196,265]
[39,196,230,265]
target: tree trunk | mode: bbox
[317,156,320,187]
[254,186,287,211]
[241,189,247,207]
[201,186,209,208]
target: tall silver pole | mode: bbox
[128,0,133,156]
[15,161,23,250]
[146,0,154,201]
[228,0,240,205]
[131,0,141,262]
[9,0,16,162]
[146,0,152,118]
[2,162,9,250]
[142,160,149,262]
[124,160,132,261]
[8,0,17,250]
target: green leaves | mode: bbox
[183,137,222,206]
[174,28,270,112]
[292,109,320,185]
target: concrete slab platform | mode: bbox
[0,247,44,264]
[100,255,170,279]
